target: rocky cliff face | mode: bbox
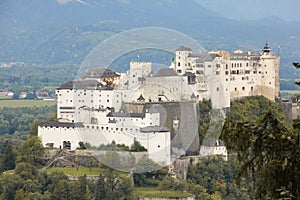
[126,101,200,156]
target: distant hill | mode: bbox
[0,0,299,78]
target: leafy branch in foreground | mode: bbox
[221,110,300,199]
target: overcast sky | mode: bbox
[195,0,300,21]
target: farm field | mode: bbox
[0,100,56,108]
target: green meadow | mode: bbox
[0,100,56,108]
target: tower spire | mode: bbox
[262,41,271,52]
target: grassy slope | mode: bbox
[46,167,103,177]
[134,187,193,198]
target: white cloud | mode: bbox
[57,0,89,5]
[57,0,72,4]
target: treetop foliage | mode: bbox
[221,96,300,199]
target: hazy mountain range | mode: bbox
[0,0,299,79]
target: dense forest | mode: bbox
[0,96,299,199]
[0,65,77,94]
[0,136,252,200]
[0,105,56,149]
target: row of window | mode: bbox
[84,125,140,133]
[233,86,254,91]
[42,125,142,133]
[77,94,110,97]
[228,70,265,75]
[215,86,256,92]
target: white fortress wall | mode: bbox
[38,124,171,164]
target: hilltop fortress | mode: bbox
[38,42,280,164]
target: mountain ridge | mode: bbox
[0,0,299,72]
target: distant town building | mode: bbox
[282,95,300,121]
[0,90,14,97]
[0,62,25,68]
[19,92,28,99]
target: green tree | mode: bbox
[134,157,160,173]
[15,162,40,181]
[221,106,300,198]
[95,169,133,200]
[198,99,212,145]
[48,171,70,200]
[84,185,95,200]
[18,136,44,165]
[29,120,41,137]
[130,138,147,152]
[211,191,222,200]
[0,140,17,172]
[78,141,86,149]
[189,184,210,200]
[95,172,106,200]
[174,180,188,193]
[14,189,26,200]
[69,175,89,200]
[26,191,51,200]
[0,173,23,200]
[120,176,134,200]
[50,179,70,200]
[22,179,42,194]
[158,176,175,191]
